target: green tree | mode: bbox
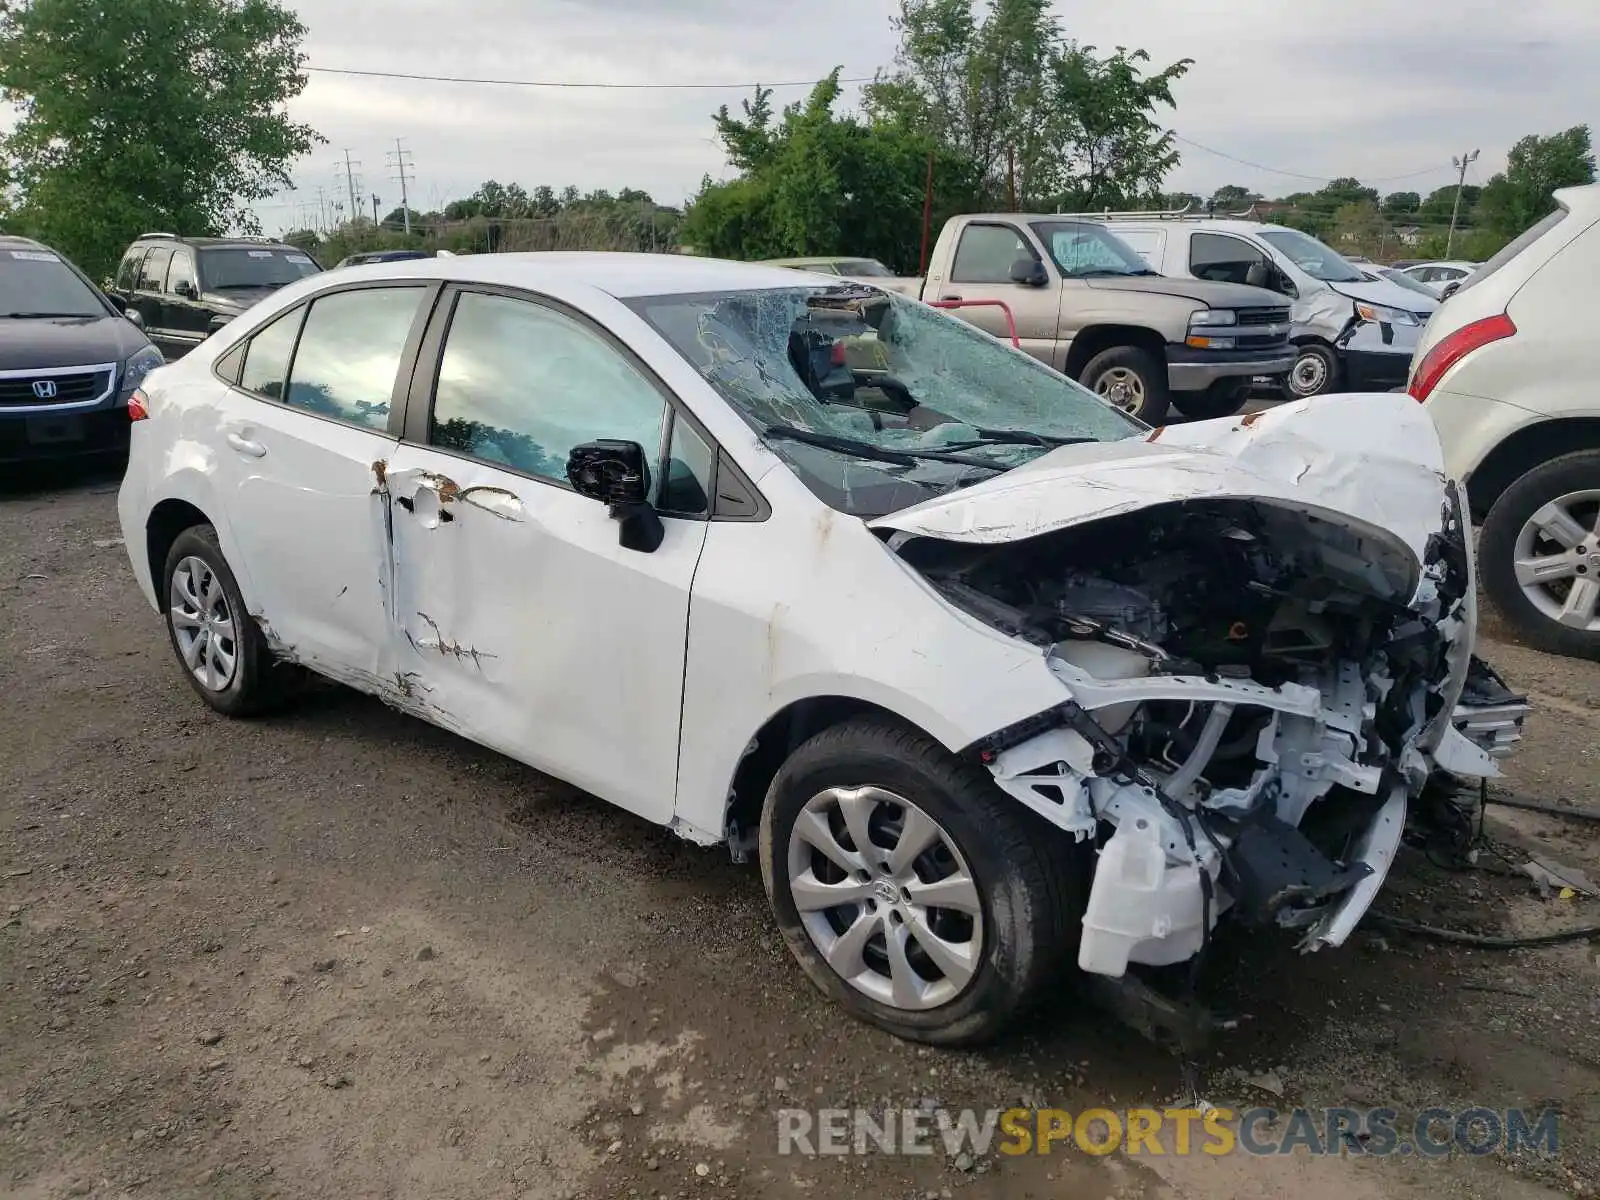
[0,0,320,277]
[1381,191,1420,217]
[685,72,981,271]
[865,0,1187,209]
[1209,184,1259,210]
[1417,183,1479,225]
[1477,126,1595,238]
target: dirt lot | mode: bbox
[2,463,1598,1200]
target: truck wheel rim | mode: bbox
[1513,489,1600,633]
[1290,352,1328,396]
[169,556,239,691]
[1094,367,1146,413]
[786,786,983,1011]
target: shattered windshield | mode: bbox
[627,285,1141,517]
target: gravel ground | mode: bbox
[2,462,1597,1200]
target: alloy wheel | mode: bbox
[1513,489,1600,633]
[169,556,239,692]
[785,786,983,1011]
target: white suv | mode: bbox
[118,253,1509,1044]
[1412,184,1600,660]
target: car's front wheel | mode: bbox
[759,717,1081,1046]
[1282,342,1341,399]
[162,524,290,715]
[1479,449,1600,661]
[1079,346,1170,425]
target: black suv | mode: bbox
[333,249,432,268]
[0,235,162,464]
[106,234,321,359]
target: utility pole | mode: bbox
[372,193,381,225]
[314,186,330,234]
[339,150,363,229]
[387,139,416,235]
[1447,148,1479,257]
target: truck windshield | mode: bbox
[199,247,321,290]
[1030,221,1156,278]
[627,285,1141,517]
[1258,229,1367,283]
[0,249,107,318]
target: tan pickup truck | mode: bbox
[916,214,1295,422]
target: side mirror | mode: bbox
[1245,262,1270,289]
[1440,281,1461,300]
[1009,257,1048,287]
[124,308,144,329]
[174,280,196,299]
[566,439,664,553]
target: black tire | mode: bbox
[1479,450,1600,661]
[1174,379,1250,421]
[161,523,291,715]
[1281,342,1341,399]
[758,716,1082,1046]
[1079,345,1170,425]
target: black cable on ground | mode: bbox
[1373,913,1600,948]
[1482,794,1600,823]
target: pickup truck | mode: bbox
[914,214,1296,423]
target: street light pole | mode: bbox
[1446,149,1479,258]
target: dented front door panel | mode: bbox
[378,447,708,825]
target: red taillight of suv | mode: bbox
[1408,312,1517,403]
[128,388,150,421]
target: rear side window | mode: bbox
[238,307,303,400]
[115,249,146,291]
[284,287,423,429]
[1452,208,1568,300]
[138,246,173,291]
[951,224,1031,283]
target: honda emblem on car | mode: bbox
[31,379,57,399]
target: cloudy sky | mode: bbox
[230,0,1600,229]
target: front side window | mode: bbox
[283,287,423,429]
[199,247,320,291]
[428,291,668,487]
[951,224,1032,284]
[138,247,173,291]
[238,306,303,400]
[115,249,146,292]
[627,286,1141,518]
[1031,221,1153,278]
[1257,229,1366,283]
[1189,232,1267,286]
[0,248,109,318]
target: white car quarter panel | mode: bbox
[671,486,1071,843]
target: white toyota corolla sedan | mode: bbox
[117,252,1522,1045]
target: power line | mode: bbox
[304,64,875,90]
[1173,133,1454,187]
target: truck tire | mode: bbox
[1174,380,1250,421]
[1479,450,1600,661]
[1282,342,1341,399]
[1079,346,1170,424]
[759,716,1082,1047]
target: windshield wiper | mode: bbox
[0,311,96,318]
[941,428,1100,449]
[764,424,1006,471]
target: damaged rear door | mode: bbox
[380,285,712,824]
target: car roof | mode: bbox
[323,251,834,298]
[0,234,50,250]
[135,235,300,252]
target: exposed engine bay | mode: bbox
[894,493,1496,976]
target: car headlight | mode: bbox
[1355,301,1419,327]
[1189,309,1237,327]
[121,345,164,393]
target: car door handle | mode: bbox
[225,432,266,458]
[941,293,962,301]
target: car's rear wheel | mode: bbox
[1080,346,1170,425]
[1174,379,1250,421]
[1479,450,1600,661]
[162,524,290,715]
[1282,342,1341,399]
[759,716,1081,1046]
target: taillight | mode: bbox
[1408,313,1516,403]
[829,340,847,366]
[128,388,150,421]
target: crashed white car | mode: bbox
[117,254,1522,1045]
